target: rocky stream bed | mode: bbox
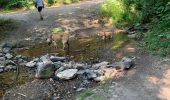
[0,33,136,100]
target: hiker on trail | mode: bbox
[35,0,44,20]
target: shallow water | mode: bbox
[0,33,133,98]
[14,33,129,62]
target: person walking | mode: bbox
[35,0,44,20]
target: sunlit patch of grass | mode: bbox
[51,27,69,34]
[77,89,94,100]
[112,41,124,50]
[100,0,141,26]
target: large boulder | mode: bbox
[35,61,55,79]
[107,57,134,71]
[55,69,78,80]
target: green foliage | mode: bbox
[0,0,83,10]
[5,0,33,9]
[101,0,170,56]
[100,0,141,25]
[52,27,69,34]
[77,89,94,100]
[144,14,170,56]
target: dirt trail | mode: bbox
[1,0,170,100]
[0,0,104,44]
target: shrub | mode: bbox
[101,0,170,56]
[100,0,140,25]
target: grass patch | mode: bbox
[51,27,69,34]
[100,0,141,26]
[77,89,94,100]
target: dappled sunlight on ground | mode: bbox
[158,69,170,99]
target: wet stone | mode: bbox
[6,65,17,70]
[5,53,13,59]
[56,69,78,80]
[73,63,86,70]
[53,61,62,69]
[0,53,4,57]
[15,55,22,59]
[121,57,133,69]
[40,55,51,63]
[0,66,4,73]
[35,61,55,79]
[92,61,109,69]
[76,88,86,92]
[25,61,37,68]
[50,57,66,62]
[2,47,11,54]
[85,69,98,80]
[5,60,16,66]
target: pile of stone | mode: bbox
[0,43,135,82]
[0,43,28,73]
[31,54,134,82]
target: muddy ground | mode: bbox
[0,0,170,100]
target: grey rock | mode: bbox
[56,69,78,80]
[73,63,86,69]
[0,56,6,62]
[94,69,105,76]
[0,66,4,73]
[0,53,4,57]
[40,55,51,63]
[107,57,133,71]
[2,47,11,54]
[25,61,36,68]
[94,77,102,82]
[121,57,133,69]
[55,66,65,73]
[5,60,16,66]
[85,69,97,80]
[35,61,55,78]
[1,43,13,53]
[0,48,2,53]
[32,58,39,62]
[92,61,109,69]
[2,43,13,49]
[5,53,13,59]
[50,57,66,62]
[0,68,3,73]
[53,62,62,69]
[76,88,86,92]
[77,70,86,75]
[62,62,73,68]
[6,65,17,70]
